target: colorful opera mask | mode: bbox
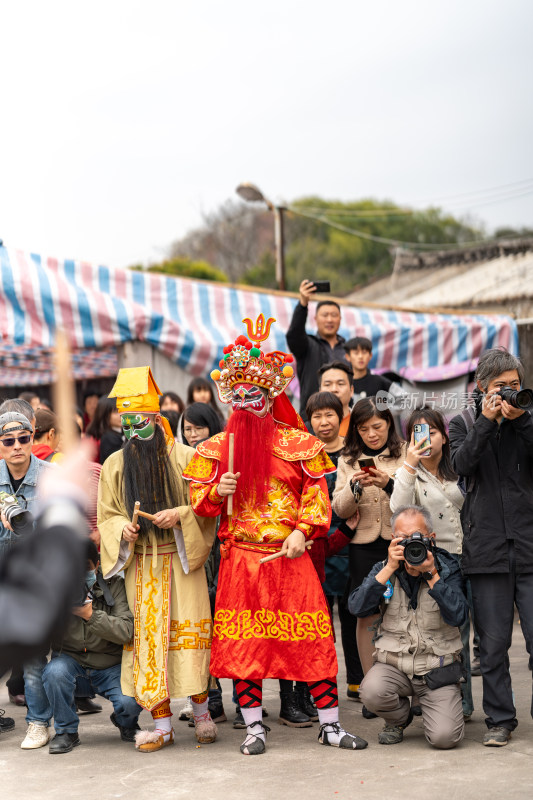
[121,412,156,441]
[231,383,269,417]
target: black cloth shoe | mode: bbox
[49,732,81,754]
[0,709,15,732]
[362,705,378,720]
[240,721,271,755]
[318,722,368,749]
[110,712,141,742]
[76,698,102,714]
[294,684,318,722]
[278,690,313,727]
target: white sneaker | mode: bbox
[20,722,50,749]
[178,697,193,720]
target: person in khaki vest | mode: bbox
[348,505,468,749]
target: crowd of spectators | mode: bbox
[1,279,532,756]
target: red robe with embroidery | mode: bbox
[183,425,339,681]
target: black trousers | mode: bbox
[326,594,364,686]
[469,541,533,731]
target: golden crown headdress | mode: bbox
[210,314,294,403]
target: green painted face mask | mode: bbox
[121,413,156,441]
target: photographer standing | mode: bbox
[449,348,533,747]
[349,506,467,750]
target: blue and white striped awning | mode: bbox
[0,244,518,383]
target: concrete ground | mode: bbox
[1,620,532,800]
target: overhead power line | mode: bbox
[423,176,533,203]
[289,206,528,251]
[290,178,533,219]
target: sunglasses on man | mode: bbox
[0,435,32,447]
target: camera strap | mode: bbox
[95,571,115,607]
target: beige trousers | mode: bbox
[360,662,465,750]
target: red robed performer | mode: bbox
[183,314,368,755]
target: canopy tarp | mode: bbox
[0,244,518,386]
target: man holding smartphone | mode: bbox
[286,279,346,417]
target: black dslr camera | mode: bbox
[497,386,533,410]
[399,531,435,566]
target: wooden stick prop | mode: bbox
[128,501,141,552]
[52,329,77,456]
[259,541,314,564]
[137,509,157,522]
[227,432,235,519]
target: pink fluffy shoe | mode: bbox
[135,728,174,752]
[193,715,217,744]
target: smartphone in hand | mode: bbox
[413,423,431,456]
[312,280,330,293]
[359,457,376,473]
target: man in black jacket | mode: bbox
[449,348,533,747]
[286,279,346,416]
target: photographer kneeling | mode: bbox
[348,505,467,749]
[42,541,142,754]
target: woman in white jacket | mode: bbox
[389,406,473,719]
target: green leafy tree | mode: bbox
[278,198,485,293]
[165,197,493,294]
[130,257,228,283]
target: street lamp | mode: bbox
[235,182,286,291]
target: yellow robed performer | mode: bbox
[98,366,216,753]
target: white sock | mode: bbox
[153,714,172,740]
[191,698,209,721]
[317,707,345,744]
[240,706,265,750]
[317,707,339,726]
[241,706,262,728]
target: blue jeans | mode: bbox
[24,656,52,726]
[43,654,141,734]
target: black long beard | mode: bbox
[123,426,180,539]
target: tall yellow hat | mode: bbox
[108,366,162,414]
[108,366,174,449]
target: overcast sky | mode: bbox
[1,1,532,269]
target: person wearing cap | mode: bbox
[0,410,56,749]
[97,367,217,753]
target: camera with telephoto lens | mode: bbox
[0,491,33,533]
[497,386,533,410]
[400,531,435,566]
